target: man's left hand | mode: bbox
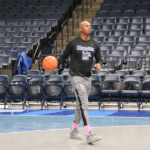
[94,63,101,71]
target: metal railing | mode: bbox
[61,19,69,49]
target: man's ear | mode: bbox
[79,27,82,32]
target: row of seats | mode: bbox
[0,19,57,26]
[0,0,73,7]
[96,10,150,17]
[0,5,68,13]
[0,72,150,109]
[0,12,64,20]
[100,3,150,11]
[103,0,149,4]
[92,17,150,24]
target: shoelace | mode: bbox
[74,129,79,133]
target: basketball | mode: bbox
[42,56,58,71]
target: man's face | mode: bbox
[80,22,91,35]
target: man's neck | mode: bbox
[80,34,90,41]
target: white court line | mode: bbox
[0,124,150,135]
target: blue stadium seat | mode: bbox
[121,35,137,43]
[39,25,51,32]
[100,44,114,54]
[116,44,131,54]
[12,25,25,32]
[121,41,135,48]
[103,0,115,4]
[16,0,28,6]
[0,51,5,55]
[121,75,141,109]
[144,29,150,35]
[10,6,22,13]
[106,35,121,42]
[19,19,32,26]
[0,25,12,32]
[1,46,13,54]
[114,70,129,80]
[124,3,137,10]
[5,0,16,6]
[145,16,150,23]
[101,49,109,56]
[44,70,58,80]
[27,36,40,45]
[0,37,10,43]
[0,1,5,7]
[39,0,50,6]
[3,13,16,20]
[16,13,27,19]
[61,70,70,81]
[26,25,38,32]
[96,70,111,80]
[136,10,149,17]
[111,29,127,36]
[51,0,62,6]
[40,12,51,19]
[90,30,97,37]
[132,70,147,80]
[21,6,33,13]
[57,5,68,13]
[0,55,11,67]
[0,75,9,107]
[92,18,103,25]
[5,31,18,38]
[12,36,25,44]
[32,19,44,26]
[128,29,143,36]
[93,36,106,43]
[27,0,39,6]
[0,7,10,13]
[138,35,150,45]
[20,42,33,51]
[15,46,28,53]
[114,23,129,30]
[26,70,40,79]
[7,50,20,60]
[100,4,111,11]
[26,75,45,109]
[0,31,4,37]
[131,17,143,23]
[129,23,143,29]
[19,31,32,38]
[0,20,5,26]
[45,19,57,27]
[144,23,150,30]
[117,0,128,4]
[44,75,64,109]
[34,31,46,38]
[101,74,122,108]
[128,0,141,3]
[105,17,117,24]
[91,24,99,30]
[0,14,3,20]
[122,10,135,17]
[117,17,130,24]
[109,10,122,17]
[100,23,114,30]
[112,4,124,10]
[95,11,108,17]
[45,6,56,12]
[6,75,27,109]
[98,30,111,36]
[134,44,149,53]
[33,6,45,13]
[130,49,146,56]
[137,3,149,10]
[4,42,17,48]
[6,20,18,26]
[27,13,39,19]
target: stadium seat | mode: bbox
[131,17,143,24]
[21,6,33,13]
[15,46,28,54]
[132,70,147,80]
[124,4,137,10]
[33,31,46,38]
[130,49,146,56]
[0,55,11,67]
[0,20,5,26]
[0,7,10,13]
[134,44,149,53]
[98,30,111,36]
[117,0,128,4]
[33,6,45,13]
[44,70,58,80]
[111,29,127,36]
[0,51,5,55]
[114,23,128,30]
[19,31,32,38]
[4,42,17,48]
[100,23,114,30]
[135,10,149,17]
[40,13,51,19]
[61,70,70,81]
[20,42,33,51]
[10,6,22,13]
[5,0,16,6]
[93,36,106,43]
[12,36,25,44]
[128,0,141,3]
[19,19,32,26]
[51,0,62,6]
[57,5,68,13]
[91,24,99,30]
[129,23,143,30]
[27,0,39,6]
[128,29,142,36]
[90,30,97,37]
[26,70,40,80]
[121,35,137,43]
[0,75,9,107]
[117,17,130,24]
[12,25,25,32]
[45,6,56,12]
[5,31,18,38]
[112,4,124,11]
[0,1,5,7]
[44,75,64,109]
[16,13,27,19]
[27,13,39,19]
[96,70,111,80]
[40,0,50,6]
[27,36,40,45]
[7,50,20,60]
[5,75,27,109]
[1,46,13,54]
[116,44,131,54]
[144,29,150,35]
[101,74,122,108]
[6,20,18,26]
[0,37,10,43]
[92,18,103,25]
[108,10,122,17]
[114,70,129,80]
[26,75,45,109]
[32,19,44,26]
[105,17,117,24]
[138,35,150,45]
[100,44,114,54]
[121,75,141,109]
[137,3,149,10]
[26,25,38,32]
[122,10,135,17]
[100,4,111,11]
[0,25,12,32]
[16,0,28,6]
[106,35,121,42]
[95,11,108,17]
[101,49,109,56]
[103,0,115,4]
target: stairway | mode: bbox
[32,0,103,70]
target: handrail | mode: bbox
[61,19,69,49]
[82,0,88,21]
[33,42,40,60]
[72,5,79,36]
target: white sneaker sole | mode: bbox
[87,137,102,144]
[70,136,82,140]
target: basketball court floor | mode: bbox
[0,108,150,150]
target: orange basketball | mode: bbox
[42,56,58,71]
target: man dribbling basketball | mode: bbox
[58,21,102,144]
